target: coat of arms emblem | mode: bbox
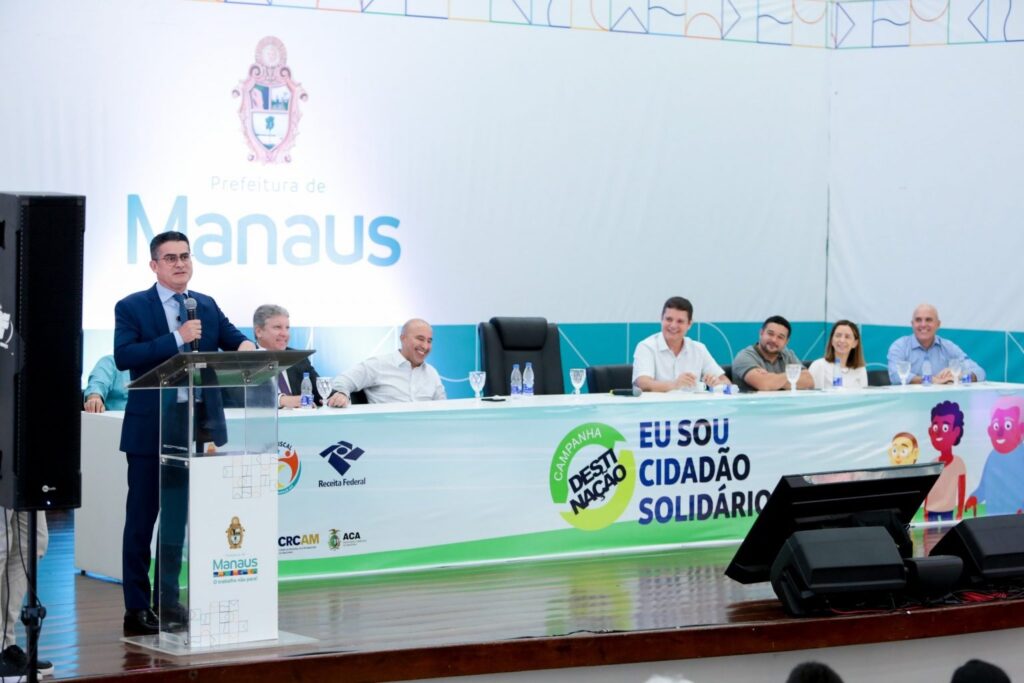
[226,516,246,549]
[232,36,307,164]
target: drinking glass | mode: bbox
[316,377,333,407]
[785,363,801,391]
[949,358,962,385]
[896,360,911,386]
[468,371,486,399]
[569,368,586,395]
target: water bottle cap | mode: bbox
[525,362,533,368]
[513,363,520,369]
[303,372,310,377]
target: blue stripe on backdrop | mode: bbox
[81,323,1024,399]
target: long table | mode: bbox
[77,383,1024,580]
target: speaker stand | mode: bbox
[20,511,44,683]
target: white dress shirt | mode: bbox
[631,333,725,385]
[335,350,447,404]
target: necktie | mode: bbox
[173,293,188,353]
[277,372,290,395]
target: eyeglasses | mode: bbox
[158,253,191,264]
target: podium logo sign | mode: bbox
[226,515,246,550]
[278,442,301,495]
[232,36,308,164]
[549,423,636,531]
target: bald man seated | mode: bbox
[886,303,986,385]
[331,319,447,407]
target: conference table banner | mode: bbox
[252,383,1024,578]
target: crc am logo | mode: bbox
[278,532,320,554]
[232,36,307,164]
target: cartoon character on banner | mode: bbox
[923,401,967,521]
[966,397,1024,516]
[888,432,920,466]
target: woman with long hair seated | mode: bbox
[809,320,868,389]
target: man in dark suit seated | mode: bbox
[114,231,255,636]
[252,303,344,408]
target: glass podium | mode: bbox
[127,349,312,652]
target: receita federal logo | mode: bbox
[232,36,307,164]
[318,440,367,487]
[549,423,636,531]
[278,441,301,495]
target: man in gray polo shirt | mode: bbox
[732,315,813,392]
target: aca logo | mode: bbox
[319,440,365,476]
[328,528,341,551]
[549,423,636,531]
[232,36,307,164]
[278,441,301,494]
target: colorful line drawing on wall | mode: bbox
[211,0,1024,47]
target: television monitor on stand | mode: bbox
[725,463,944,615]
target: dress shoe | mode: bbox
[157,602,190,625]
[1,643,54,677]
[123,608,159,636]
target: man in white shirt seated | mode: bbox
[332,318,447,407]
[632,297,729,392]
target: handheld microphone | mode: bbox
[184,297,199,351]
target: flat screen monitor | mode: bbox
[725,462,943,584]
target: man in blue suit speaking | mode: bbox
[114,231,255,636]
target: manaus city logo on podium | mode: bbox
[549,423,636,531]
[232,36,308,164]
[225,516,246,550]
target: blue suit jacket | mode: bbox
[114,284,248,454]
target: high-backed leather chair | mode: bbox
[867,369,891,387]
[585,364,634,394]
[478,317,564,396]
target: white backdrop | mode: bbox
[827,46,1024,330]
[0,0,1020,336]
[1,0,827,330]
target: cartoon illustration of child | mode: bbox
[889,432,919,466]
[965,398,1024,516]
[923,401,967,521]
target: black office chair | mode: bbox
[585,364,634,394]
[478,317,564,396]
[867,368,891,387]
[349,389,369,405]
[721,364,732,383]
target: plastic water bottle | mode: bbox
[921,360,932,385]
[523,362,535,397]
[832,359,843,389]
[300,372,314,408]
[510,363,523,399]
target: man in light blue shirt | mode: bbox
[886,304,985,384]
[83,354,130,412]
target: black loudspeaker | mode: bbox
[0,193,85,510]
[770,526,907,616]
[931,515,1024,585]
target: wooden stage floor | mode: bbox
[32,511,1024,682]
